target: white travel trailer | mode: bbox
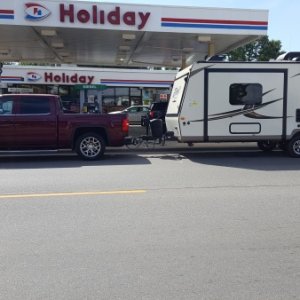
[165,54,300,157]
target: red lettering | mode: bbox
[99,10,105,24]
[44,72,53,82]
[54,75,61,82]
[77,9,90,23]
[44,72,94,84]
[71,74,78,83]
[92,5,97,24]
[123,12,135,26]
[79,76,87,83]
[108,6,120,25]
[138,12,150,30]
[60,4,74,23]
[87,76,94,84]
[59,5,150,30]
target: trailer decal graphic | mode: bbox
[243,111,283,119]
[191,98,283,123]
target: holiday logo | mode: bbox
[27,72,42,82]
[25,3,51,21]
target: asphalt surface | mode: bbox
[0,126,299,300]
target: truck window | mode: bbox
[0,98,13,114]
[230,83,262,106]
[19,97,50,114]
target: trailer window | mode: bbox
[230,83,262,105]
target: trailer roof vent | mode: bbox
[206,54,229,62]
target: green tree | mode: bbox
[229,36,284,61]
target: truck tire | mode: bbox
[287,136,300,157]
[75,133,106,160]
[257,140,277,151]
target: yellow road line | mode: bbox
[0,190,146,199]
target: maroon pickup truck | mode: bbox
[0,94,129,160]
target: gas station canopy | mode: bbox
[0,0,268,67]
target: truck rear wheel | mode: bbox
[287,136,300,157]
[75,133,106,160]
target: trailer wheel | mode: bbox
[287,136,300,157]
[257,141,277,151]
[75,133,106,160]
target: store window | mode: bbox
[59,85,80,112]
[230,83,262,105]
[115,87,129,107]
[102,88,115,112]
[142,88,154,106]
[130,87,142,106]
[47,85,59,95]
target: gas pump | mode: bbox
[82,95,100,113]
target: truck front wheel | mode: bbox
[75,133,106,160]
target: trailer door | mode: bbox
[206,69,286,141]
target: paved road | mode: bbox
[0,149,300,299]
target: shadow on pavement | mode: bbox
[177,150,300,171]
[0,152,151,169]
[1,147,299,172]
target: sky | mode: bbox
[84,0,299,52]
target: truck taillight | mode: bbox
[122,118,129,133]
[149,111,154,119]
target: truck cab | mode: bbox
[0,94,128,159]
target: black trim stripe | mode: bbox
[282,69,288,141]
[204,69,209,141]
[229,122,261,134]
